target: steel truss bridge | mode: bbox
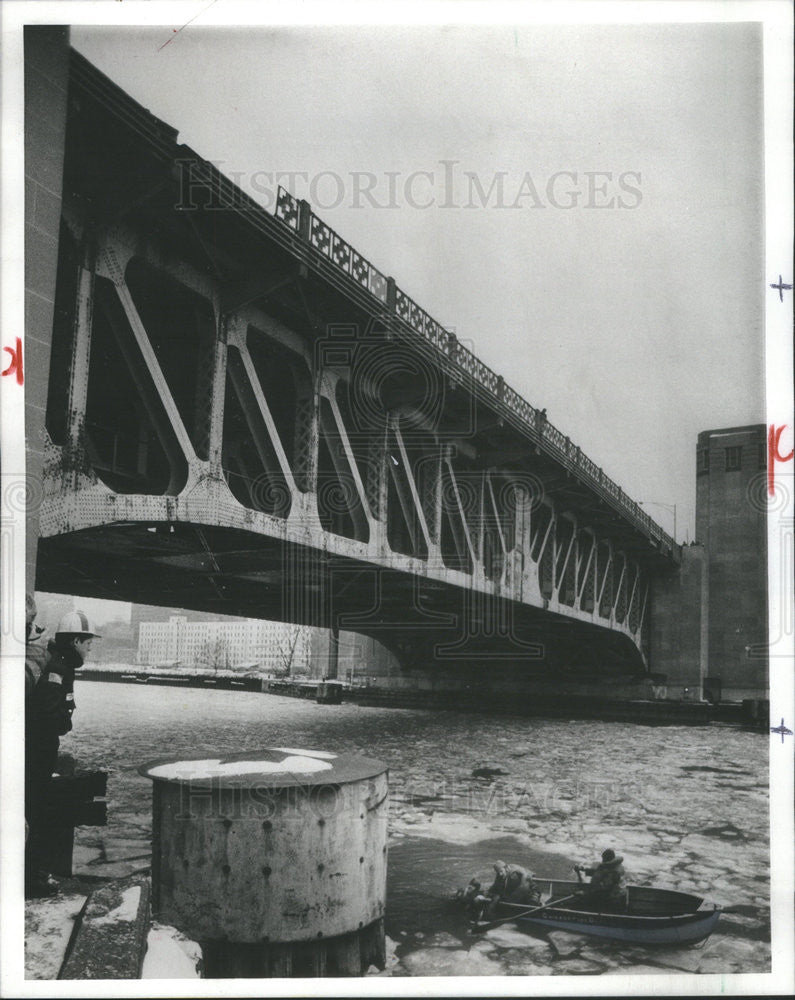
[36,50,677,677]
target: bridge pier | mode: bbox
[24,26,70,593]
[325,623,340,680]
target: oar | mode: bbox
[470,892,582,933]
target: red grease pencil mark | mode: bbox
[2,337,24,385]
[159,0,220,51]
[768,424,793,497]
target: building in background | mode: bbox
[137,615,311,673]
[696,424,768,702]
[651,424,768,703]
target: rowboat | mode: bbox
[464,878,721,946]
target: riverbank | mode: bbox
[80,667,264,692]
[78,667,767,729]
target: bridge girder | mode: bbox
[34,49,678,676]
[40,215,651,668]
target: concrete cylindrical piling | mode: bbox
[140,748,388,977]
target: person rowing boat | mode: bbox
[573,847,628,912]
[455,868,722,945]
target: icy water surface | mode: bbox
[64,681,770,976]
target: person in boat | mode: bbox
[574,848,628,911]
[470,860,541,919]
[456,878,483,914]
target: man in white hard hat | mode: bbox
[25,610,101,897]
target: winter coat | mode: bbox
[25,625,49,698]
[584,861,626,900]
[487,864,540,904]
[25,641,81,784]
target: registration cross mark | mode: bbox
[770,718,793,744]
[769,275,792,302]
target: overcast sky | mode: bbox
[71,20,766,544]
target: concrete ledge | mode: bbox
[25,891,89,980]
[60,876,151,979]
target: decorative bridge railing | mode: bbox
[274,186,673,554]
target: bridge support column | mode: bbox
[66,248,96,454]
[650,545,705,694]
[206,316,228,472]
[422,444,443,567]
[325,623,340,681]
[477,471,486,569]
[188,294,222,466]
[366,427,389,551]
[293,382,319,495]
[24,26,70,593]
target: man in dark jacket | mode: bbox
[25,594,48,698]
[25,594,47,705]
[469,860,541,920]
[25,611,100,897]
[25,595,49,853]
[575,848,627,911]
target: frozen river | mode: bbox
[64,680,770,977]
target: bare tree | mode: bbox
[199,636,230,674]
[275,626,302,678]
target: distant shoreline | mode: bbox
[75,670,766,729]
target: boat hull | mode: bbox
[473,879,722,946]
[517,907,721,945]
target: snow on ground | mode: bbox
[92,884,141,925]
[141,922,202,979]
[24,893,88,980]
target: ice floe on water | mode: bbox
[270,747,338,759]
[68,685,771,978]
